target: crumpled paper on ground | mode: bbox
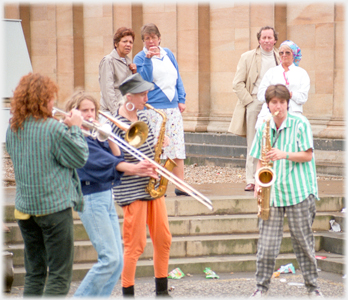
[272,263,296,278]
[329,219,341,232]
[203,267,219,279]
[168,267,185,279]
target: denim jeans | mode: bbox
[74,189,123,297]
[17,208,74,296]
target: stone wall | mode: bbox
[3,2,345,139]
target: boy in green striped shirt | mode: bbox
[249,84,323,297]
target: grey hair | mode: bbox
[116,93,131,110]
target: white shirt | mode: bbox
[255,63,310,129]
[143,46,177,101]
[251,47,277,95]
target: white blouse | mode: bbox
[143,46,178,101]
[255,63,310,129]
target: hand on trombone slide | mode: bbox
[117,160,158,179]
[60,109,84,128]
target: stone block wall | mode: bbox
[3,2,345,139]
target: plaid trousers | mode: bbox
[255,194,319,292]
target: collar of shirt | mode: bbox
[280,63,296,71]
[111,48,130,64]
[270,114,291,132]
[260,46,274,56]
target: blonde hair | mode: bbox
[65,89,100,120]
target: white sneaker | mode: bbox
[250,289,268,298]
[308,289,324,297]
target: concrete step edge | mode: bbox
[3,213,343,245]
[11,252,345,287]
[6,232,344,268]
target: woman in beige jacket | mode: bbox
[99,27,137,116]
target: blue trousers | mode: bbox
[74,189,123,297]
[18,208,74,296]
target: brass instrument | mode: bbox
[99,110,148,148]
[52,107,112,142]
[107,130,213,211]
[144,103,177,198]
[53,108,213,210]
[255,113,276,220]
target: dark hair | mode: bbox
[265,84,290,108]
[257,26,278,42]
[10,72,58,132]
[140,23,161,41]
[113,27,135,49]
[65,88,100,120]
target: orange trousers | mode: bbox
[121,196,172,288]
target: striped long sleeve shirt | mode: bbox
[250,113,318,207]
[6,116,89,214]
[111,111,156,206]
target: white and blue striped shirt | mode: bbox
[111,111,157,206]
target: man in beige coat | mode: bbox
[228,26,280,191]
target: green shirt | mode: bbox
[250,113,318,207]
[6,117,89,215]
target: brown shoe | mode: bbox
[244,183,255,191]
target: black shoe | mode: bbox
[175,188,190,196]
[122,286,134,297]
[155,277,172,297]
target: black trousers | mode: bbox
[18,208,74,296]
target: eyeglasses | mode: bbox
[144,35,159,41]
[279,51,292,56]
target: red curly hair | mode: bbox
[10,73,58,132]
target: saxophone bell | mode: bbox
[256,166,276,188]
[256,166,275,220]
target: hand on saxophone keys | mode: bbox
[266,148,288,162]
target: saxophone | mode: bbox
[144,103,177,198]
[255,113,277,220]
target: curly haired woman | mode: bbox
[6,72,89,296]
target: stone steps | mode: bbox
[3,195,345,287]
[5,231,344,266]
[9,251,345,287]
[184,132,345,176]
[3,211,343,244]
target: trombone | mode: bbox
[52,107,111,142]
[52,107,213,211]
[106,130,213,211]
[97,113,213,210]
